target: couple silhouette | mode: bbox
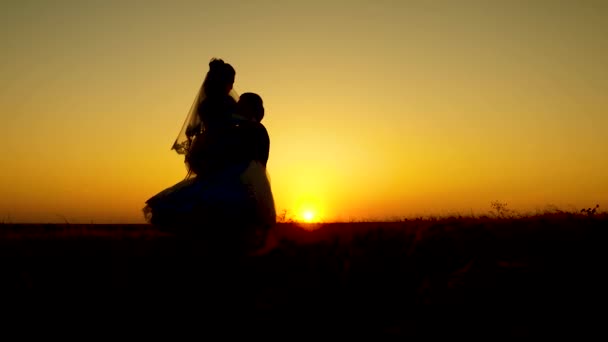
[144,59,276,256]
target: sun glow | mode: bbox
[293,193,324,223]
[302,210,316,223]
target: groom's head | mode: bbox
[238,93,264,122]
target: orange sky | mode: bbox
[1,1,607,223]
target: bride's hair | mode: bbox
[203,58,235,97]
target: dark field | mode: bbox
[1,213,607,337]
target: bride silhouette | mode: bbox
[144,59,276,254]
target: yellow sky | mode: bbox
[1,1,607,223]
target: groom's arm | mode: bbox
[257,124,270,166]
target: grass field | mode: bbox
[1,211,606,336]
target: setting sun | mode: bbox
[302,210,315,223]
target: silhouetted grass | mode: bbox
[1,211,606,337]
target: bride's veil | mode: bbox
[171,80,239,155]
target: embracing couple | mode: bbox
[143,58,276,255]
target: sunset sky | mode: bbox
[1,0,607,223]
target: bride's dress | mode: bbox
[144,139,276,255]
[143,158,275,230]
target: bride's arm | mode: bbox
[185,134,207,176]
[185,123,200,137]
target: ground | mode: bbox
[1,213,606,337]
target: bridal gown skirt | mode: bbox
[143,161,276,251]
